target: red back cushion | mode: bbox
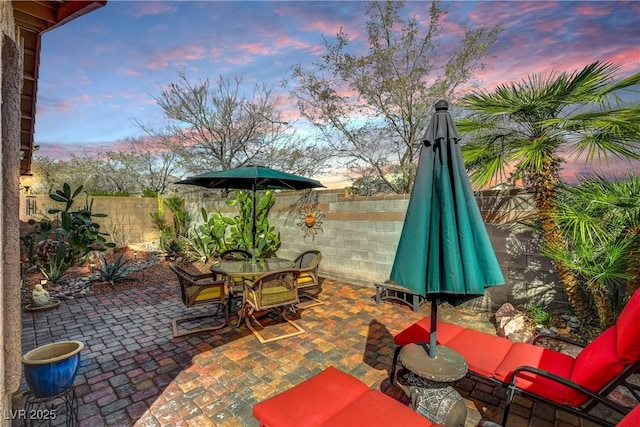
[567,327,624,406]
[616,289,640,363]
[493,342,574,404]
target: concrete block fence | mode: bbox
[188,188,565,312]
[20,188,565,311]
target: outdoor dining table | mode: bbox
[210,257,294,280]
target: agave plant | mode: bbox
[38,241,69,283]
[94,253,137,288]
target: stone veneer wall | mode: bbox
[186,188,566,312]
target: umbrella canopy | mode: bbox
[390,100,505,358]
[177,165,325,256]
[177,165,325,191]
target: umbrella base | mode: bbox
[391,343,468,426]
[396,369,467,427]
[398,343,467,382]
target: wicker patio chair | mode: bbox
[239,269,305,344]
[293,250,324,308]
[169,264,228,337]
[215,249,253,306]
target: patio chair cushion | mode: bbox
[446,329,515,378]
[253,366,435,427]
[321,389,434,427]
[566,327,624,405]
[615,289,640,363]
[297,273,314,285]
[248,285,296,307]
[492,342,574,404]
[186,285,223,303]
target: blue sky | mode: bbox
[34,0,640,181]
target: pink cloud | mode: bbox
[575,4,611,16]
[298,17,345,35]
[129,2,177,18]
[560,154,640,183]
[235,41,276,56]
[41,99,74,115]
[146,44,206,69]
[534,18,566,33]
[274,34,312,51]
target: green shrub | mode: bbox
[526,303,552,326]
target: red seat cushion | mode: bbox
[618,404,640,427]
[566,327,624,406]
[394,319,465,347]
[616,289,640,364]
[446,328,514,378]
[322,390,435,427]
[253,366,369,427]
[493,342,575,404]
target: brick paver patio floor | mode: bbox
[18,278,609,426]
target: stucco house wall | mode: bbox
[1,3,24,423]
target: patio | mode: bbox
[18,278,596,427]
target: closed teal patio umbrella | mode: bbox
[390,100,505,358]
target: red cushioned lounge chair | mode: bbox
[393,289,640,426]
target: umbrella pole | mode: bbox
[429,299,437,358]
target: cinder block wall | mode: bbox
[19,195,163,245]
[189,188,565,311]
[20,189,565,311]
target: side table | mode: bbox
[391,343,468,427]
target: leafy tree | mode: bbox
[458,61,640,323]
[151,69,330,177]
[126,128,185,194]
[290,0,501,193]
[32,137,180,196]
[94,151,139,193]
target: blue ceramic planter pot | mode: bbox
[22,341,84,398]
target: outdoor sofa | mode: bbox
[253,365,437,426]
[393,289,640,426]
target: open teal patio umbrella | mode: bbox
[176,164,324,257]
[390,100,505,358]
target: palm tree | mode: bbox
[458,61,640,323]
[543,174,640,328]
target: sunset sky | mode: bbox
[34,0,640,185]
